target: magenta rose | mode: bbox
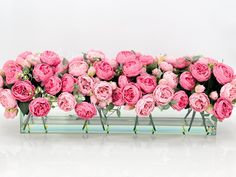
[75,102,97,120]
[171,91,188,111]
[213,97,233,121]
[172,57,191,69]
[179,71,196,91]
[86,49,105,62]
[160,71,178,88]
[40,51,61,66]
[93,81,112,101]
[153,85,174,106]
[122,83,142,105]
[94,61,115,80]
[189,62,211,82]
[16,51,32,68]
[213,63,234,85]
[135,94,155,117]
[138,55,154,66]
[3,60,22,84]
[33,63,54,82]
[220,83,236,102]
[118,75,130,88]
[12,81,35,102]
[69,57,89,76]
[136,74,157,93]
[44,76,62,95]
[123,59,143,77]
[57,92,76,111]
[61,74,76,92]
[112,88,124,106]
[189,93,210,112]
[77,75,94,96]
[116,51,136,64]
[0,89,17,109]
[29,98,51,117]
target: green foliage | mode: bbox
[18,102,30,115]
[211,115,218,122]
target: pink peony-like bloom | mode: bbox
[138,55,154,66]
[44,76,62,95]
[152,68,162,77]
[0,75,3,88]
[33,63,54,82]
[116,51,136,64]
[198,57,218,65]
[153,84,174,106]
[189,93,210,112]
[40,51,61,66]
[4,107,18,119]
[93,81,112,101]
[54,59,69,75]
[77,75,94,96]
[161,71,178,88]
[11,81,35,102]
[16,51,32,68]
[209,91,218,100]
[26,53,41,66]
[29,98,51,117]
[75,102,97,120]
[189,62,211,82]
[103,58,118,69]
[213,97,233,121]
[0,89,17,109]
[123,59,142,77]
[171,90,188,111]
[69,57,89,76]
[213,63,234,85]
[118,75,130,88]
[86,49,105,62]
[159,62,173,72]
[61,74,76,92]
[94,61,115,80]
[172,57,191,69]
[220,83,236,102]
[135,94,155,117]
[179,71,196,91]
[112,87,124,106]
[195,85,205,93]
[136,74,157,93]
[122,83,142,105]
[57,92,76,112]
[3,60,22,84]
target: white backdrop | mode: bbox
[0,0,236,177]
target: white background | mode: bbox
[0,0,236,177]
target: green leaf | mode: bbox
[102,108,108,116]
[75,94,85,103]
[169,100,177,106]
[211,115,218,122]
[146,63,157,72]
[159,104,171,111]
[116,109,121,117]
[107,103,114,111]
[192,55,203,62]
[62,58,68,66]
[23,67,30,74]
[18,102,30,115]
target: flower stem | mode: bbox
[133,115,139,134]
[42,117,48,133]
[184,109,192,120]
[82,120,89,133]
[149,114,156,133]
[200,112,208,134]
[23,114,31,131]
[98,109,105,131]
[188,111,196,132]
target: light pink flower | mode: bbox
[54,59,69,75]
[94,61,114,80]
[86,49,105,62]
[213,98,233,121]
[161,71,178,88]
[16,51,32,68]
[136,74,157,93]
[152,68,161,77]
[69,57,89,76]
[93,81,112,101]
[40,51,61,66]
[171,91,188,111]
[195,85,205,93]
[29,98,51,117]
[0,89,17,109]
[123,59,142,77]
[189,93,210,112]
[0,75,3,88]
[135,94,155,117]
[179,71,196,91]
[75,102,97,120]
[33,63,54,82]
[61,74,76,92]
[198,57,218,65]
[213,63,234,85]
[116,51,136,64]
[12,81,35,102]
[4,107,18,119]
[122,83,142,105]
[77,75,94,96]
[103,58,118,69]
[209,91,218,100]
[172,57,190,69]
[159,62,173,72]
[118,75,130,88]
[153,85,174,106]
[44,76,62,95]
[26,53,41,66]
[57,92,76,111]
[112,87,124,106]
[220,83,236,102]
[138,55,154,66]
[3,60,22,84]
[189,62,211,82]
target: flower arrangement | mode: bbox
[0,50,235,133]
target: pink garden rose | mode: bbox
[54,60,69,75]
[69,57,89,76]
[116,51,136,64]
[198,57,218,65]
[44,76,62,95]
[16,51,32,68]
[86,49,105,62]
[213,97,233,121]
[152,68,162,77]
[26,53,41,66]
[213,63,234,85]
[40,51,61,66]
[93,81,112,101]
[12,81,35,102]
[138,55,154,66]
[179,71,196,91]
[159,62,173,72]
[160,71,178,88]
[103,58,118,69]
[75,102,97,120]
[112,88,124,106]
[29,98,51,117]
[123,59,142,77]
[171,91,188,111]
[136,74,157,93]
[77,75,94,96]
[4,107,18,119]
[122,83,142,105]
[33,63,54,82]
[135,94,155,117]
[209,91,218,100]
[118,75,130,88]
[3,60,22,84]
[195,85,205,93]
[61,74,76,92]
[220,83,236,102]
[189,62,211,82]
[189,93,210,112]
[0,75,3,88]
[0,89,17,109]
[172,57,190,69]
[153,85,174,106]
[94,61,115,80]
[57,92,76,111]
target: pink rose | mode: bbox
[75,102,97,120]
[189,93,210,112]
[112,88,124,106]
[61,74,76,92]
[153,85,174,106]
[54,60,69,75]
[195,85,205,93]
[138,55,154,66]
[11,81,35,102]
[220,83,236,102]
[171,91,188,111]
[152,68,161,77]
[135,94,155,117]
[4,107,18,119]
[161,71,178,88]
[86,49,105,62]
[136,74,157,93]
[0,89,17,109]
[209,91,218,100]
[40,51,61,66]
[198,57,218,65]
[123,59,142,77]
[77,75,94,96]
[213,63,234,85]
[93,81,112,101]
[189,62,211,82]
[94,61,115,80]
[103,58,118,69]
[118,75,130,88]
[26,53,41,66]
[3,60,22,84]
[57,92,76,111]
[16,51,32,68]
[179,71,196,91]
[159,62,173,72]
[116,51,136,64]
[0,75,3,88]
[172,57,191,69]
[33,63,54,82]
[213,98,233,121]
[44,76,62,95]
[122,83,142,105]
[69,57,89,76]
[29,98,51,117]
